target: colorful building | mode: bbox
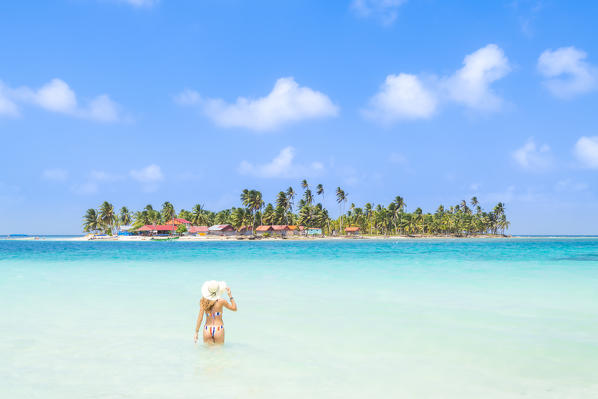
[208,224,236,236]
[345,226,360,235]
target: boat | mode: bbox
[151,236,180,241]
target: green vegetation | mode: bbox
[83,183,510,237]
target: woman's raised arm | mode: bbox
[223,287,237,311]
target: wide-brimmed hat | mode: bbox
[201,280,227,301]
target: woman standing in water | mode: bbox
[194,280,237,344]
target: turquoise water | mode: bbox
[1,238,598,398]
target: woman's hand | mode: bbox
[194,331,198,343]
[226,287,232,297]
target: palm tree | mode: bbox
[119,207,131,226]
[161,202,175,223]
[144,204,161,225]
[230,207,249,230]
[262,203,275,225]
[394,196,405,212]
[241,189,264,235]
[335,187,347,233]
[285,186,295,214]
[191,204,209,225]
[82,208,99,233]
[98,201,116,235]
[301,179,309,191]
[303,188,313,206]
[364,203,373,235]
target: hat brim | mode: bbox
[201,280,227,300]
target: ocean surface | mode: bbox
[1,238,597,398]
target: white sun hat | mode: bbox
[201,280,227,301]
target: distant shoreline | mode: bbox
[4,234,598,242]
[0,234,573,242]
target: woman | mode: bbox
[194,280,237,344]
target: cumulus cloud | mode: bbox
[445,44,511,110]
[42,168,69,182]
[365,44,511,123]
[30,78,77,113]
[351,0,407,25]
[0,78,124,122]
[238,146,324,178]
[512,138,552,170]
[364,74,437,122]
[574,136,598,169]
[538,47,598,98]
[176,77,338,131]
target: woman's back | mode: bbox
[204,300,225,326]
[194,281,237,344]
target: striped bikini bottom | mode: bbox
[205,325,224,338]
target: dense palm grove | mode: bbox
[82,180,510,236]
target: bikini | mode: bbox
[205,311,223,339]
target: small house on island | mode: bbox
[188,226,209,236]
[208,224,236,236]
[345,226,360,236]
[164,218,191,227]
[287,225,301,236]
[137,224,177,236]
[271,225,290,237]
[255,225,274,235]
[237,226,253,236]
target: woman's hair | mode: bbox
[200,297,217,313]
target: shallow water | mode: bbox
[1,238,597,398]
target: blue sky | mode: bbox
[1,0,598,234]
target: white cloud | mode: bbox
[83,95,121,122]
[0,82,20,116]
[444,44,511,110]
[238,146,324,178]
[512,138,552,170]
[130,164,164,183]
[365,44,511,124]
[1,78,125,122]
[42,168,69,182]
[177,77,338,131]
[351,0,407,25]
[538,47,598,99]
[31,78,77,113]
[364,74,437,122]
[574,136,598,169]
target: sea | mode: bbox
[1,238,597,398]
